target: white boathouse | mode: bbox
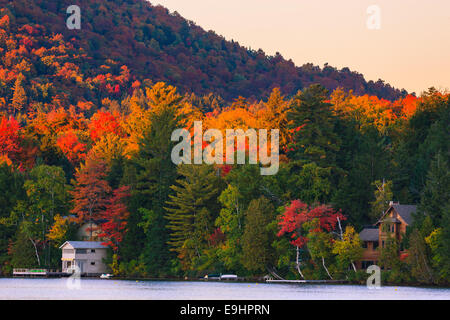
[60,241,108,275]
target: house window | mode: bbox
[382,240,385,248]
[362,242,368,249]
[90,262,95,266]
[90,249,95,253]
[373,241,379,250]
[76,249,87,254]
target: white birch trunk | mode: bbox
[322,256,333,279]
[296,246,304,279]
[30,238,40,266]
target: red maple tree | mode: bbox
[89,111,122,141]
[0,116,22,162]
[98,186,131,251]
[277,199,345,248]
[56,130,87,165]
[71,156,112,240]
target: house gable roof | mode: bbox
[392,204,417,225]
[376,204,417,226]
[59,241,107,249]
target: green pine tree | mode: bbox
[165,164,221,271]
[419,152,450,226]
[122,83,182,276]
[0,163,25,273]
[287,84,340,167]
[241,196,275,274]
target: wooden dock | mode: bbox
[266,279,348,284]
[13,268,68,277]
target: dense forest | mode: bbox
[0,0,407,111]
[1,79,448,284]
[0,1,449,285]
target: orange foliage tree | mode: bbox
[71,155,112,240]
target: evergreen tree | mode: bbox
[433,204,450,281]
[122,83,182,276]
[408,228,434,283]
[165,164,221,271]
[419,152,450,226]
[392,92,449,203]
[10,223,38,268]
[332,119,389,228]
[287,84,340,167]
[241,196,275,273]
[0,163,25,272]
[215,185,245,272]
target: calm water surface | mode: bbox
[0,278,449,300]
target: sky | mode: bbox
[150,0,450,95]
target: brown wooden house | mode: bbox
[358,227,379,269]
[357,202,417,269]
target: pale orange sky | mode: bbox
[150,0,450,95]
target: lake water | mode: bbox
[0,278,449,300]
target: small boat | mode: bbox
[220,274,238,280]
[100,273,113,279]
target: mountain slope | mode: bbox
[0,0,407,111]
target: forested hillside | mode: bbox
[0,0,407,117]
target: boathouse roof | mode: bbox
[59,241,108,249]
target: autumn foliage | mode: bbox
[0,116,21,164]
[98,186,131,251]
[277,200,346,248]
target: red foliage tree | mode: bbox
[71,156,112,240]
[98,186,131,251]
[0,116,22,162]
[277,199,345,248]
[56,130,87,165]
[88,111,122,141]
[209,227,226,246]
[399,94,419,119]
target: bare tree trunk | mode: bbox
[337,217,343,240]
[29,238,40,266]
[351,261,357,272]
[322,256,333,279]
[296,246,304,279]
[267,267,284,280]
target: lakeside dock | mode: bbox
[266,279,348,284]
[13,268,68,278]
[12,268,101,278]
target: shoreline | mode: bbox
[1,276,449,289]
